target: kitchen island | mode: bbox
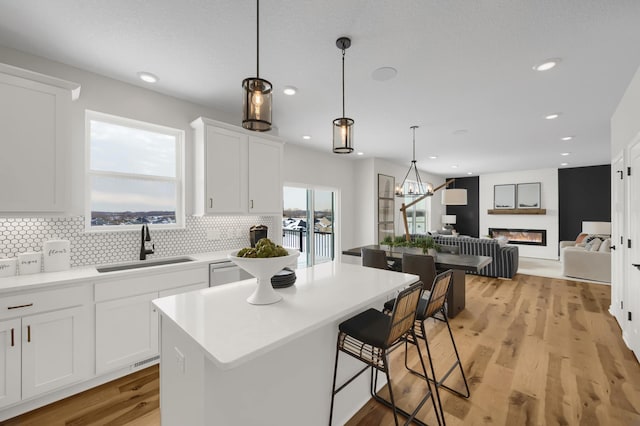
[152,261,418,426]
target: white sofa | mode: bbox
[559,239,611,283]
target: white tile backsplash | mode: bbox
[0,216,276,268]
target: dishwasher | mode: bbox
[209,259,253,287]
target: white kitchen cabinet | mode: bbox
[192,117,283,215]
[95,293,159,375]
[0,319,21,408]
[0,286,91,409]
[0,63,79,213]
[94,266,208,374]
[21,307,90,399]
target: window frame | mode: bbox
[84,110,185,232]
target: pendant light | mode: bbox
[242,0,272,131]
[333,37,354,154]
[395,126,433,197]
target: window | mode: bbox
[85,111,184,231]
[400,180,430,235]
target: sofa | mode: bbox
[431,235,519,279]
[559,236,611,282]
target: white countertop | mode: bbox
[152,261,418,370]
[0,250,233,294]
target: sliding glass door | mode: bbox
[283,186,335,268]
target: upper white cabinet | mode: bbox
[191,117,283,215]
[0,63,80,213]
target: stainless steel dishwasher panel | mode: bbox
[209,260,252,287]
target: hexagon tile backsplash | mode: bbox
[0,216,277,268]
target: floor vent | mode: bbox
[133,355,160,369]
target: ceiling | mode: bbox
[2,0,640,177]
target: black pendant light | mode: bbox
[395,126,433,197]
[333,37,354,154]
[242,0,272,131]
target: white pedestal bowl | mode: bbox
[228,249,300,305]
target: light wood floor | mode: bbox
[4,273,640,425]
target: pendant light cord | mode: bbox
[256,0,260,78]
[341,47,346,117]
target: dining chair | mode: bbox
[361,247,390,270]
[329,281,441,426]
[383,253,436,314]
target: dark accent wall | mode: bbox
[445,176,479,238]
[558,165,611,242]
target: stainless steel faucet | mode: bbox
[140,224,155,260]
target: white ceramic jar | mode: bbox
[43,239,71,272]
[18,252,42,275]
[0,258,17,277]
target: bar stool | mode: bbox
[405,270,471,425]
[361,247,391,270]
[329,281,441,426]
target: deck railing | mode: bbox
[282,229,334,261]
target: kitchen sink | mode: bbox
[96,256,195,273]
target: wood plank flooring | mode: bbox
[3,272,639,425]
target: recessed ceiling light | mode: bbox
[371,67,398,81]
[302,135,311,140]
[560,162,569,166]
[137,72,158,83]
[357,152,364,156]
[467,172,473,175]
[451,165,459,169]
[533,58,560,71]
[283,86,297,95]
[545,113,561,120]
[561,136,573,141]
[428,155,438,160]
[561,152,570,156]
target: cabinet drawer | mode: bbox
[95,267,208,302]
[0,285,91,321]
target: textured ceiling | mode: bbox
[1,0,640,176]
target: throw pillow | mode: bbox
[587,238,602,251]
[583,234,600,244]
[575,233,588,243]
[599,238,612,252]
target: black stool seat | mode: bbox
[339,308,391,349]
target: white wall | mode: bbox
[612,66,640,157]
[480,168,559,259]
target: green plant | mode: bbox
[381,235,439,254]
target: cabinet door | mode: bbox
[95,292,159,374]
[248,136,283,214]
[0,319,21,409]
[21,307,90,399]
[0,72,71,212]
[205,125,248,214]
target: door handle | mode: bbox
[11,328,14,347]
[27,325,31,342]
[611,245,616,250]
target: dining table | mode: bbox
[342,244,492,318]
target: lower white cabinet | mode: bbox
[94,268,208,375]
[0,306,91,409]
[0,318,21,408]
[95,293,159,375]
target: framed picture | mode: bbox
[517,182,541,209]
[378,174,395,198]
[378,223,394,244]
[494,184,516,209]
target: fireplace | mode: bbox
[488,228,547,246]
